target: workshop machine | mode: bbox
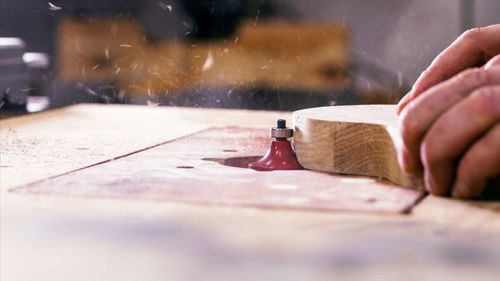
[0,37,50,112]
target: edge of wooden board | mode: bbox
[293,105,424,189]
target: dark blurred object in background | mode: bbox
[181,0,248,39]
[0,37,50,115]
[179,0,292,40]
[0,38,27,109]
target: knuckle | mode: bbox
[469,86,500,116]
[491,54,500,63]
[413,69,432,89]
[461,27,483,41]
[420,69,432,78]
[454,67,488,85]
[418,68,441,83]
[485,54,500,68]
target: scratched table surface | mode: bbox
[1,104,500,281]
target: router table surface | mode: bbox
[1,104,499,281]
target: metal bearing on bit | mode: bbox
[271,119,293,138]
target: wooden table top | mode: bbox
[1,104,499,281]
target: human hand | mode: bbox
[396,24,500,198]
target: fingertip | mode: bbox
[397,145,411,172]
[424,169,450,197]
[451,181,483,199]
[399,141,425,174]
[451,182,470,199]
[400,156,415,174]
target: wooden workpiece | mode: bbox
[293,105,424,188]
[1,104,500,281]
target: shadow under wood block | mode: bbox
[11,127,422,213]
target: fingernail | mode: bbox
[424,171,447,196]
[395,91,412,115]
[395,97,405,108]
[395,105,403,115]
[395,101,405,114]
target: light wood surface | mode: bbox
[2,104,500,281]
[0,104,286,190]
[14,127,422,213]
[293,105,424,189]
[412,195,500,232]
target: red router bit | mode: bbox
[249,119,303,171]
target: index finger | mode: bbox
[396,24,500,114]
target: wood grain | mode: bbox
[0,104,288,190]
[293,104,424,189]
[12,127,422,213]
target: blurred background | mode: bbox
[1,0,499,113]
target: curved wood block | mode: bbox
[293,105,424,189]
